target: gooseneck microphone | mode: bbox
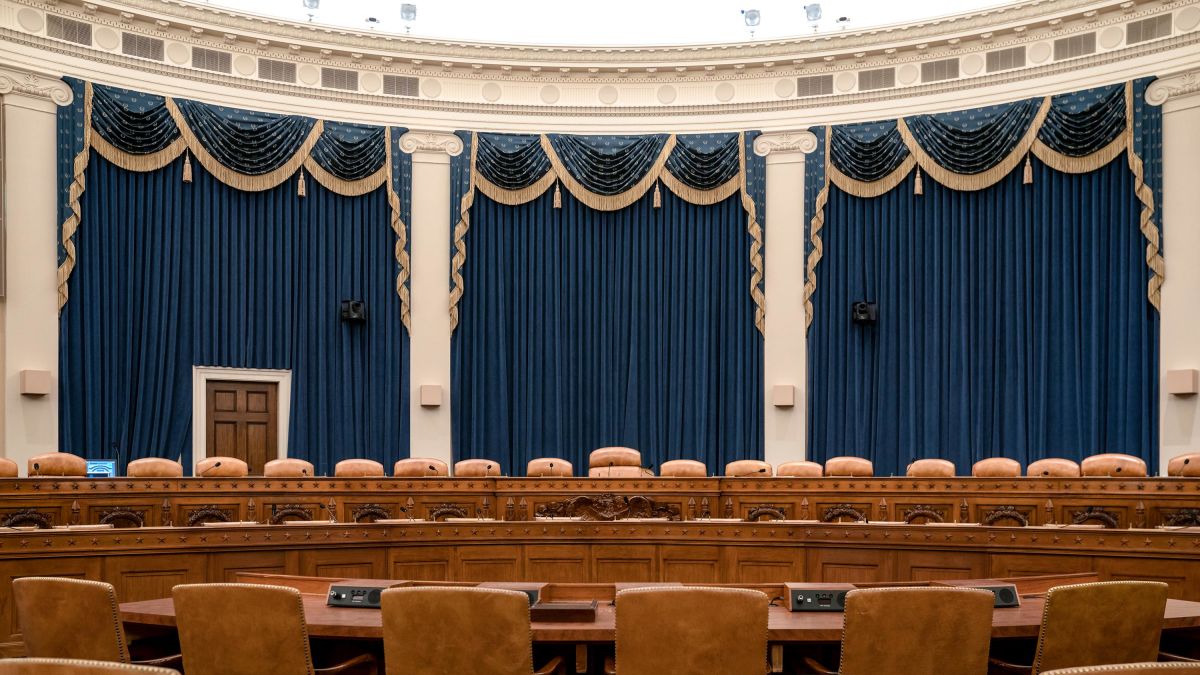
[734,467,768,478]
[198,461,222,477]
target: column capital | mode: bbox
[1146,68,1200,106]
[753,129,818,157]
[0,65,73,107]
[399,130,464,157]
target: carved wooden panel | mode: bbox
[0,557,102,640]
[808,548,894,584]
[457,545,522,582]
[896,550,987,581]
[298,548,385,579]
[660,545,721,583]
[345,502,396,523]
[389,546,453,581]
[726,547,804,584]
[592,545,656,582]
[525,545,590,583]
[103,554,206,603]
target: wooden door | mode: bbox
[206,380,278,475]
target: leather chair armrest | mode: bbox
[1160,651,1200,662]
[534,655,565,675]
[314,652,377,675]
[133,654,183,669]
[799,655,838,674]
[987,658,1032,675]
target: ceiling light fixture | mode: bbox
[741,9,760,39]
[301,0,317,23]
[401,3,417,33]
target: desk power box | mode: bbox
[785,583,855,612]
[327,584,395,608]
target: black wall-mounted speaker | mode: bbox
[340,300,367,322]
[851,301,878,324]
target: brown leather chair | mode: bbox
[907,458,956,478]
[13,578,180,669]
[334,459,385,477]
[393,458,449,477]
[973,457,1022,478]
[0,457,18,478]
[0,659,179,674]
[380,587,563,675]
[1042,666,1200,674]
[588,447,643,477]
[658,459,707,478]
[777,461,823,478]
[527,458,572,477]
[263,458,315,478]
[1080,453,1148,478]
[825,456,873,477]
[454,459,500,477]
[28,452,87,477]
[809,587,994,675]
[1027,458,1081,477]
[612,587,767,675]
[194,456,248,478]
[1168,453,1200,477]
[173,583,374,675]
[990,581,1168,674]
[725,459,773,477]
[125,458,183,478]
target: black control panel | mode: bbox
[787,586,850,612]
[327,584,386,608]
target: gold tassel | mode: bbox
[182,151,193,183]
[297,169,307,198]
[914,167,924,195]
[653,180,662,208]
[1023,155,1033,185]
[553,181,561,209]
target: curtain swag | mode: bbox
[58,81,412,332]
[449,130,766,335]
[804,81,1163,329]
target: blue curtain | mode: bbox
[452,187,763,475]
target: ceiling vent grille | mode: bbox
[1127,14,1172,44]
[858,68,896,92]
[383,75,420,97]
[986,46,1026,73]
[921,58,960,83]
[121,32,164,61]
[46,15,93,46]
[796,74,834,97]
[258,58,297,84]
[1054,33,1097,60]
[321,67,359,91]
[192,47,231,74]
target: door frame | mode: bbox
[192,366,292,472]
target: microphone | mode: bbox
[609,460,615,477]
[31,462,40,477]
[735,467,768,478]
[198,461,222,477]
[485,463,494,477]
[544,461,555,478]
[301,467,308,477]
[426,464,437,477]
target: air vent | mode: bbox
[921,58,960,83]
[383,75,420,97]
[321,67,358,91]
[858,68,896,92]
[121,32,164,61]
[796,74,834,97]
[46,15,92,46]
[986,46,1026,73]
[192,47,231,74]
[1054,33,1097,60]
[1127,14,1172,44]
[259,58,296,84]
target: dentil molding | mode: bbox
[0,64,73,105]
[754,130,819,156]
[1146,68,1200,105]
[399,130,464,156]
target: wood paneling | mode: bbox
[660,545,721,583]
[525,545,590,583]
[389,547,453,581]
[1097,557,1200,599]
[0,558,102,640]
[896,550,987,581]
[457,545,522,581]
[208,551,293,582]
[103,554,206,603]
[205,380,277,475]
[988,554,1095,579]
[808,548,894,584]
[298,548,385,579]
[726,546,804,584]
[592,545,656,582]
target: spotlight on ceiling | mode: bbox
[804,4,821,22]
[401,3,418,21]
[837,15,851,29]
[741,9,761,27]
[301,0,317,22]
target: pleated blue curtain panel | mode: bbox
[804,80,1162,476]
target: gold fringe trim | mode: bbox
[828,155,918,199]
[541,134,678,211]
[91,133,187,173]
[803,129,831,331]
[384,128,412,334]
[448,132,478,334]
[303,158,388,197]
[56,81,94,313]
[739,132,766,335]
[474,169,557,205]
[1123,80,1164,310]
[660,171,740,205]
[1030,135,1127,175]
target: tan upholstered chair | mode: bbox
[173,583,374,675]
[1027,458,1081,477]
[725,459,773,477]
[393,458,449,477]
[454,459,500,477]
[194,456,248,478]
[973,457,1022,478]
[0,659,179,674]
[13,578,181,669]
[825,456,874,477]
[1042,666,1200,675]
[125,458,183,478]
[1080,453,1148,478]
[777,461,823,478]
[28,453,87,477]
[612,587,768,675]
[380,587,563,675]
[659,459,707,478]
[526,458,572,477]
[990,581,1168,675]
[263,458,315,478]
[1168,453,1200,477]
[588,447,644,477]
[0,458,18,478]
[907,458,956,478]
[334,459,385,477]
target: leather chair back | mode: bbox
[381,587,534,675]
[1032,581,1168,674]
[0,457,17,478]
[614,587,768,675]
[1042,665,1200,674]
[454,459,500,477]
[1168,453,1200,477]
[393,458,449,477]
[0,659,179,674]
[263,458,315,478]
[777,461,823,478]
[333,459,385,477]
[28,453,87,477]
[972,457,1022,478]
[838,587,994,675]
[1027,458,1081,477]
[825,456,874,477]
[526,458,572,477]
[588,466,650,478]
[658,459,707,478]
[126,458,183,478]
[589,447,641,470]
[13,578,130,663]
[724,460,773,477]
[906,458,956,478]
[194,457,248,478]
[1080,453,1148,478]
[173,583,315,675]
